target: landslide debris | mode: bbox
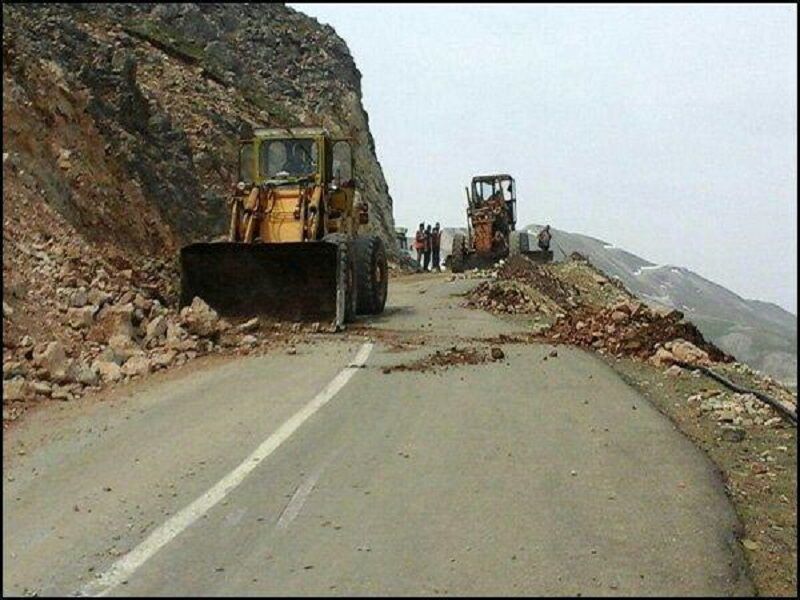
[465,255,730,366]
[381,345,506,374]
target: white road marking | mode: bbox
[275,451,337,531]
[77,342,373,597]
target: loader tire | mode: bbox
[354,235,388,315]
[323,234,357,323]
[451,233,466,273]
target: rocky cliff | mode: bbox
[3,2,396,254]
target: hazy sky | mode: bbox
[293,3,797,313]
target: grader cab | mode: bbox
[180,127,388,329]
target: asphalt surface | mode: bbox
[2,273,752,596]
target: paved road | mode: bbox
[3,274,752,596]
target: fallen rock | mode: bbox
[3,378,32,401]
[76,364,100,386]
[610,310,628,323]
[32,381,53,396]
[122,355,151,377]
[70,288,89,307]
[67,306,95,329]
[145,315,167,342]
[240,334,258,346]
[180,297,219,338]
[91,303,135,341]
[3,361,28,380]
[33,341,72,381]
[3,300,14,318]
[237,317,260,333]
[51,385,72,401]
[108,333,142,363]
[664,365,683,377]
[151,349,177,369]
[490,347,505,360]
[93,360,123,382]
[649,347,676,367]
[669,339,710,366]
[87,288,113,308]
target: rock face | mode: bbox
[3,3,396,254]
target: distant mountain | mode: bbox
[437,225,797,386]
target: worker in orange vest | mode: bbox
[414,223,425,267]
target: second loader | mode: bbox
[450,174,553,273]
[180,126,388,330]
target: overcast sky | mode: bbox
[293,3,797,314]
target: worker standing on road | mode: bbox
[538,225,552,251]
[423,224,433,272]
[415,223,425,268]
[431,223,441,272]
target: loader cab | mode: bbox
[470,174,517,232]
[237,128,354,188]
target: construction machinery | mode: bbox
[449,174,552,273]
[180,126,388,329]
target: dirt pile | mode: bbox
[465,254,731,366]
[381,345,505,374]
[541,300,732,364]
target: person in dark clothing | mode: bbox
[431,223,441,272]
[538,225,552,251]
[423,224,432,271]
[414,223,425,267]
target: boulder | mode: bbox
[108,333,143,363]
[33,341,71,381]
[93,360,123,382]
[237,317,259,333]
[151,349,177,369]
[610,310,628,323]
[240,334,258,346]
[670,339,710,366]
[90,303,135,341]
[649,347,676,367]
[76,364,100,386]
[3,361,28,380]
[180,297,219,338]
[70,288,89,307]
[67,306,95,329]
[87,288,113,308]
[145,315,167,342]
[122,355,151,377]
[3,378,32,401]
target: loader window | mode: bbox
[332,141,352,182]
[239,143,255,183]
[261,139,318,178]
[476,181,500,203]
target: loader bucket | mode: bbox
[180,241,347,329]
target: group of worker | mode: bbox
[414,222,442,271]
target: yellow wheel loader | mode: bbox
[180,127,388,329]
